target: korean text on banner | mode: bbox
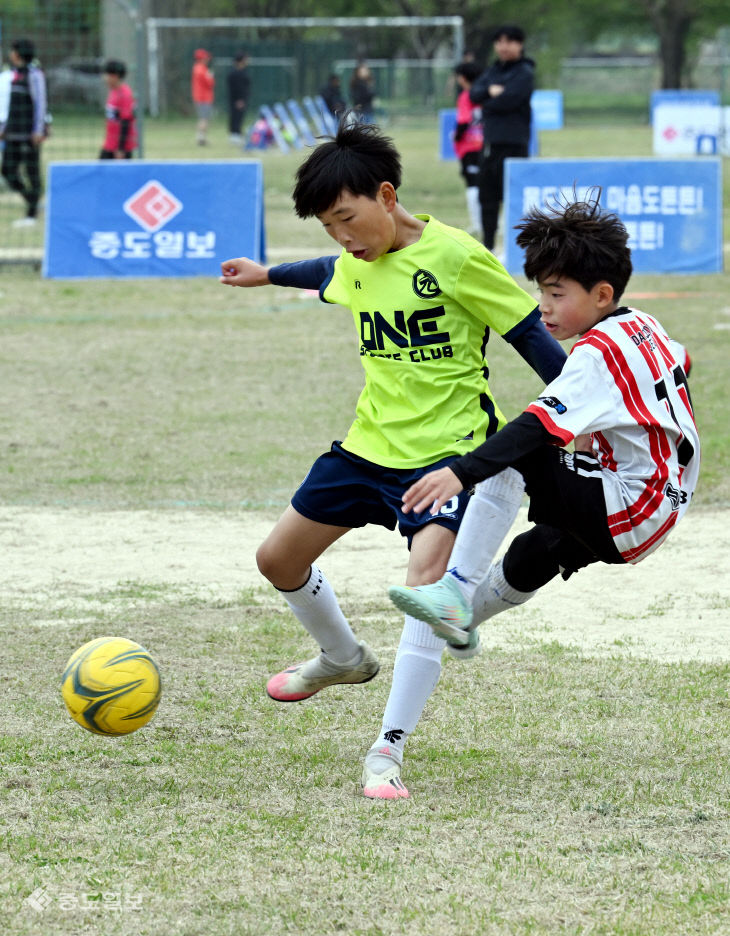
[504,157,722,276]
[43,160,265,279]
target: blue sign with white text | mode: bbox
[504,158,722,275]
[650,89,720,124]
[43,161,265,279]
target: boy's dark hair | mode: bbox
[12,38,35,64]
[454,62,481,83]
[104,59,127,78]
[515,193,633,301]
[292,122,402,218]
[493,24,525,43]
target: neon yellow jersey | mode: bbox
[322,215,539,468]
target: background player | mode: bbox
[219,122,566,799]
[99,60,137,159]
[0,37,48,227]
[389,195,699,654]
[452,61,484,237]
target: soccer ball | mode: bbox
[61,636,161,736]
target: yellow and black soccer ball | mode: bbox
[61,636,161,736]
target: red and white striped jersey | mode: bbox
[526,307,700,563]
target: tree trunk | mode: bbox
[646,0,695,88]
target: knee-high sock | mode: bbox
[446,467,524,600]
[368,615,444,767]
[278,564,361,664]
[472,557,537,625]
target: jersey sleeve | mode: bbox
[525,348,619,445]
[267,256,337,293]
[668,338,692,376]
[453,249,538,334]
[450,412,551,489]
[506,315,567,384]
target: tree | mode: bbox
[638,0,726,87]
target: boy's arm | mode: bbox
[449,413,551,488]
[402,413,552,515]
[506,313,567,384]
[220,255,337,290]
[268,256,337,291]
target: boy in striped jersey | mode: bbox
[390,195,699,652]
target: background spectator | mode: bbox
[227,50,250,145]
[470,25,534,252]
[191,48,214,146]
[349,61,375,124]
[453,61,484,237]
[320,73,345,121]
[0,37,48,227]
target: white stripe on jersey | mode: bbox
[526,308,700,564]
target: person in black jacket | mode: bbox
[320,74,346,121]
[470,25,534,251]
[349,61,375,124]
[227,51,250,145]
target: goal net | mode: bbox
[147,15,464,119]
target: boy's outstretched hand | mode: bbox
[401,466,463,516]
[219,256,271,287]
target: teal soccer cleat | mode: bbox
[388,575,474,645]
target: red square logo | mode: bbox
[123,180,183,233]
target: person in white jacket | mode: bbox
[0,38,48,227]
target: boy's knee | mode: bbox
[255,540,310,591]
[255,541,280,582]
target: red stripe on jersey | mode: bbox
[525,403,573,445]
[620,509,679,562]
[619,319,662,381]
[578,332,670,527]
[650,325,677,372]
[607,507,633,536]
[593,430,618,472]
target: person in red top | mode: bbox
[191,48,215,145]
[453,62,484,237]
[99,60,137,159]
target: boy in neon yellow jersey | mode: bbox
[220,122,566,799]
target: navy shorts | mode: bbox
[291,441,470,546]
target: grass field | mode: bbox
[1,118,730,935]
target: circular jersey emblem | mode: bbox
[412,269,440,299]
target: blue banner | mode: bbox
[504,158,723,275]
[439,109,539,161]
[43,161,265,279]
[531,90,563,130]
[650,89,720,125]
[439,91,562,162]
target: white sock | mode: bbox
[446,468,524,600]
[279,564,361,665]
[367,615,444,771]
[472,557,537,625]
[466,185,481,231]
